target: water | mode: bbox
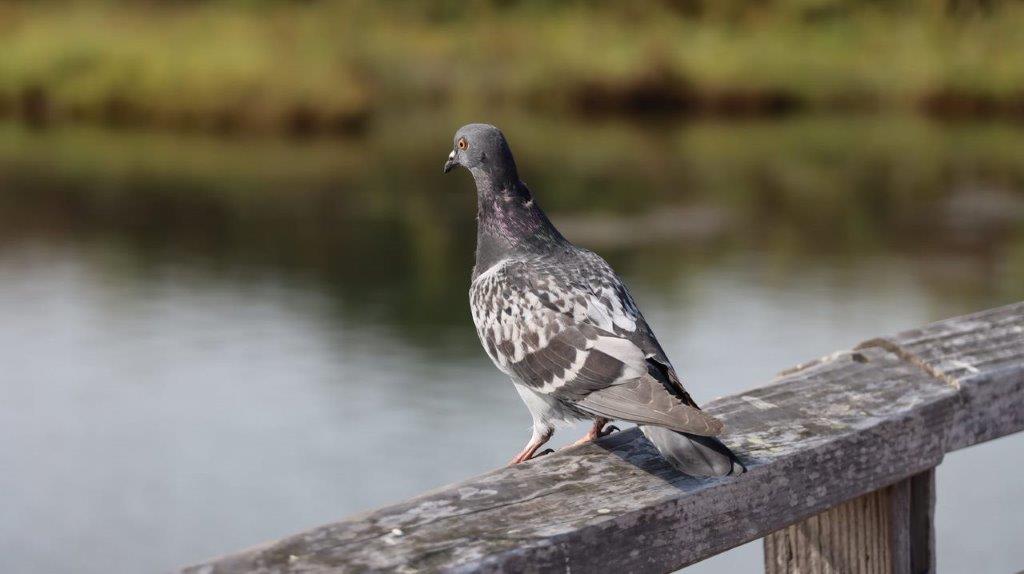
[0,114,1022,573]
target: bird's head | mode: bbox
[443,124,518,185]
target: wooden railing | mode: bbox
[183,302,1024,574]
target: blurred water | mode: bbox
[0,115,1022,573]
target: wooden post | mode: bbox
[909,469,936,574]
[764,469,936,574]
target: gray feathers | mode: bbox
[641,426,744,478]
[469,252,724,439]
[578,378,723,436]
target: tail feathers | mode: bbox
[641,425,744,477]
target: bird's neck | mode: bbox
[473,177,565,275]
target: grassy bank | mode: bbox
[1,1,1024,134]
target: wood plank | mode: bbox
[859,301,1024,451]
[182,303,1022,574]
[763,468,936,574]
[767,492,898,573]
[184,346,959,574]
[909,469,936,574]
[790,487,892,574]
[889,477,911,574]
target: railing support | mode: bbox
[908,469,936,574]
[764,468,936,574]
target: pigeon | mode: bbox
[443,123,743,477]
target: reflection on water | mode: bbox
[0,114,1022,573]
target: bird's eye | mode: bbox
[457,137,468,150]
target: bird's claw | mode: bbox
[508,448,556,466]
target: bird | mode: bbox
[443,123,743,477]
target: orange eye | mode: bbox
[457,137,468,150]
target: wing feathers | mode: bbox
[471,256,722,436]
[577,377,724,436]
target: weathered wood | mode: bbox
[183,348,955,574]
[182,302,1023,574]
[763,468,936,574]
[909,469,936,574]
[765,485,893,574]
[859,301,1024,450]
[889,477,911,574]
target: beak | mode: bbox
[443,150,458,174]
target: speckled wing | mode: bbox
[469,254,722,437]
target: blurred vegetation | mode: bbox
[1,0,1023,134]
[1,112,1021,335]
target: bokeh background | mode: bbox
[1,1,1023,572]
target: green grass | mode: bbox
[1,1,1024,132]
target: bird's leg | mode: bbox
[508,425,554,465]
[570,418,619,447]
